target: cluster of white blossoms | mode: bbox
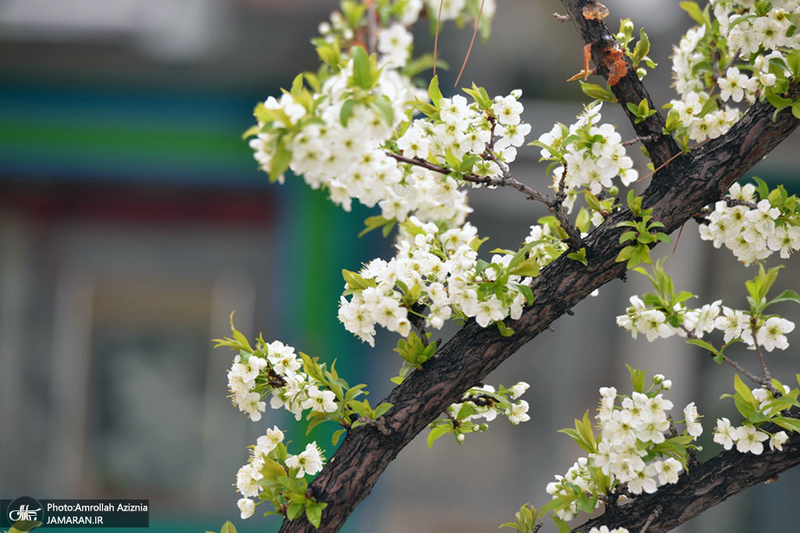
[338,217,566,345]
[536,103,637,213]
[669,25,740,142]
[249,60,477,227]
[714,417,788,455]
[616,296,722,342]
[669,90,741,143]
[617,293,796,352]
[448,382,531,435]
[227,340,339,422]
[712,0,800,60]
[699,183,800,266]
[713,381,792,456]
[235,425,325,519]
[670,1,800,143]
[428,381,531,446]
[397,90,531,178]
[248,0,508,230]
[546,376,699,521]
[319,0,497,63]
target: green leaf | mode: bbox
[316,40,342,68]
[270,143,292,183]
[579,81,616,102]
[427,425,451,448]
[463,83,491,109]
[567,248,588,266]
[242,124,261,140]
[332,428,347,446]
[551,515,572,533]
[220,521,237,533]
[428,75,443,107]
[686,338,720,356]
[305,502,327,529]
[460,154,483,173]
[508,240,539,270]
[513,283,535,305]
[286,502,304,521]
[632,28,651,67]
[497,320,515,337]
[773,416,800,433]
[351,46,373,90]
[664,108,682,133]
[510,258,541,278]
[616,245,637,263]
[374,402,393,418]
[359,215,396,238]
[765,91,793,112]
[228,313,253,351]
[340,99,358,126]
[628,364,646,393]
[752,177,770,201]
[767,289,800,307]
[733,374,758,407]
[444,147,461,170]
[342,269,376,291]
[370,96,394,126]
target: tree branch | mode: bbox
[560,0,681,170]
[576,419,800,533]
[385,151,583,250]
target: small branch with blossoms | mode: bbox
[214,319,394,525]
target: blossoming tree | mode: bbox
[211,0,800,532]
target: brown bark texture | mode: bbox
[278,1,800,531]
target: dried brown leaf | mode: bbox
[582,2,609,21]
[583,43,593,80]
[603,46,628,86]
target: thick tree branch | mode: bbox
[560,0,681,169]
[576,420,800,533]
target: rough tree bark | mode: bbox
[278,1,800,531]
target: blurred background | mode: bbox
[1,0,799,532]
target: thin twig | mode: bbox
[366,0,377,55]
[637,140,707,184]
[751,321,777,393]
[622,134,657,147]
[454,0,485,88]
[672,222,685,255]
[681,325,770,387]
[386,150,584,250]
[639,505,662,533]
[485,145,511,179]
[555,164,568,203]
[385,151,551,204]
[433,0,444,78]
